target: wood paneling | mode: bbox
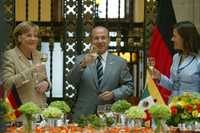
[52,0,64,22]
[172,0,200,32]
[15,0,26,21]
[28,0,39,21]
[40,0,51,21]
[134,0,144,22]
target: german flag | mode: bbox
[148,0,176,103]
[0,83,22,120]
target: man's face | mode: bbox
[91,27,110,55]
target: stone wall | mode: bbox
[172,0,200,32]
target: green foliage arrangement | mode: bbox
[49,101,71,114]
[0,100,9,133]
[76,114,106,128]
[0,99,13,116]
[87,114,106,128]
[125,106,146,119]
[149,104,171,120]
[42,106,63,118]
[19,102,40,115]
[76,115,88,128]
[105,116,115,127]
[111,100,131,113]
[18,102,41,133]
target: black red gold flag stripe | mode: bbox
[7,84,22,118]
[148,0,176,103]
[0,83,22,120]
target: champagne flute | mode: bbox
[147,57,155,71]
[34,53,48,87]
[41,53,48,64]
[35,53,48,84]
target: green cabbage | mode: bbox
[111,100,131,113]
[42,106,63,118]
[149,104,171,120]
[19,102,40,115]
[125,106,146,119]
[49,101,71,114]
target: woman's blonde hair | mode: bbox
[12,21,39,47]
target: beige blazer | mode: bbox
[2,47,49,107]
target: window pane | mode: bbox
[98,0,125,18]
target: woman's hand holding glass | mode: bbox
[36,81,49,94]
[147,57,155,71]
[34,64,48,94]
[147,57,161,81]
[33,63,44,84]
[151,68,161,81]
[41,53,48,65]
[34,53,48,91]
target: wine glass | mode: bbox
[41,53,48,64]
[97,105,105,119]
[104,104,112,116]
[34,53,48,84]
[147,57,155,70]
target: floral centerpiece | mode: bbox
[18,102,41,133]
[167,92,200,127]
[149,104,171,133]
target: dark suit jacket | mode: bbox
[67,52,133,120]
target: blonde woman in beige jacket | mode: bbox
[2,21,50,108]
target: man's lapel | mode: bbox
[89,61,98,89]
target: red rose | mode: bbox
[170,106,178,115]
[196,104,200,112]
[185,105,193,113]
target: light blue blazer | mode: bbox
[160,53,200,97]
[67,53,133,120]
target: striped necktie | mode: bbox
[96,55,103,86]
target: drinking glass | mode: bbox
[104,104,112,116]
[41,53,48,64]
[97,105,105,118]
[147,57,155,70]
[35,53,48,84]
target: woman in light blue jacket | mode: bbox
[152,21,200,97]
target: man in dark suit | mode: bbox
[67,26,133,121]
